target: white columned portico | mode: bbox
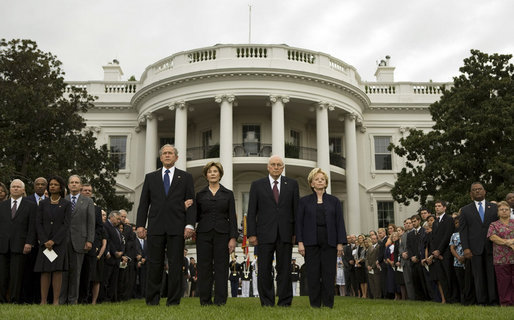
[143,113,158,173]
[215,94,235,189]
[316,102,332,193]
[170,101,188,170]
[344,113,361,234]
[269,95,289,159]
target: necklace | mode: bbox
[50,196,61,203]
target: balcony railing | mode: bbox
[330,153,346,169]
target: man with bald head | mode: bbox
[0,179,37,303]
[247,155,299,307]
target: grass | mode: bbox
[0,296,513,320]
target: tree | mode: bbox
[390,49,514,211]
[0,39,132,212]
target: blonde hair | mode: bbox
[307,168,329,190]
[202,161,224,179]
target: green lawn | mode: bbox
[0,297,512,319]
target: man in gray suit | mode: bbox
[59,175,95,304]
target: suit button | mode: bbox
[50,221,54,224]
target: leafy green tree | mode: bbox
[0,38,132,212]
[390,49,514,211]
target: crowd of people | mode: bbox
[0,145,513,308]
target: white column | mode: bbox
[143,113,158,173]
[170,101,188,170]
[344,113,361,234]
[316,102,331,194]
[270,95,289,159]
[215,94,235,190]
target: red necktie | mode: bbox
[11,200,17,219]
[273,180,279,204]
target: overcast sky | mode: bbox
[1,0,512,82]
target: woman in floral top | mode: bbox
[487,201,514,306]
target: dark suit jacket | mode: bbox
[296,192,347,247]
[459,201,498,255]
[247,176,299,244]
[36,198,71,247]
[430,213,454,255]
[195,184,238,239]
[104,220,124,265]
[136,167,196,236]
[0,198,37,254]
[407,227,425,260]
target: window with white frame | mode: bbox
[377,201,395,228]
[374,136,392,170]
[109,136,127,170]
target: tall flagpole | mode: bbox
[248,5,252,43]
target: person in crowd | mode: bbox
[0,182,8,202]
[335,256,346,296]
[229,254,240,298]
[103,210,124,302]
[486,201,514,306]
[366,234,381,299]
[400,218,415,300]
[376,228,388,298]
[354,234,367,298]
[385,224,396,247]
[394,227,406,300]
[188,257,197,297]
[118,209,139,301]
[407,214,429,301]
[384,232,399,299]
[136,144,196,306]
[420,208,431,227]
[195,161,237,305]
[449,216,465,304]
[296,168,347,308]
[343,235,357,296]
[240,261,252,297]
[290,258,300,296]
[60,175,95,305]
[251,256,259,297]
[0,179,37,303]
[459,182,498,305]
[247,155,299,307]
[101,210,107,223]
[34,176,72,305]
[135,228,147,299]
[428,200,454,303]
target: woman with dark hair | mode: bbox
[195,161,237,305]
[34,176,71,305]
[0,182,8,202]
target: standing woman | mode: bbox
[297,168,347,308]
[34,176,71,305]
[195,161,237,305]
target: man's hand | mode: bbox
[23,244,32,255]
[249,236,258,246]
[228,238,236,253]
[411,256,419,263]
[115,251,123,258]
[184,199,193,210]
[432,250,440,258]
[137,227,145,239]
[44,240,54,249]
[84,241,93,251]
[184,228,195,239]
[463,248,473,259]
[402,252,408,260]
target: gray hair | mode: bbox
[159,144,178,156]
[10,179,25,189]
[68,175,82,184]
[108,210,120,218]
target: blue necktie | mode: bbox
[164,169,170,196]
[478,201,485,222]
[71,196,76,212]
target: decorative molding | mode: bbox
[169,100,186,111]
[269,95,289,104]
[214,94,235,104]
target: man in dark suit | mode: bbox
[21,177,47,304]
[247,155,299,307]
[0,179,37,303]
[103,210,124,302]
[459,182,498,305]
[376,228,389,298]
[135,228,148,299]
[60,175,95,305]
[429,200,454,303]
[407,214,429,300]
[136,144,196,306]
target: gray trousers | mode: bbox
[59,243,84,304]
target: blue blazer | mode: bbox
[296,192,347,247]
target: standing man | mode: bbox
[459,182,498,305]
[247,155,299,307]
[136,144,196,306]
[60,175,95,305]
[400,218,415,300]
[407,214,429,300]
[103,211,124,302]
[0,179,37,303]
[290,258,300,297]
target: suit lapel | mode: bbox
[168,168,183,198]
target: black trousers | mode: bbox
[0,252,26,303]
[146,234,184,306]
[470,254,497,305]
[103,260,120,302]
[411,261,429,300]
[20,246,40,304]
[304,229,337,308]
[196,230,229,305]
[257,235,292,306]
